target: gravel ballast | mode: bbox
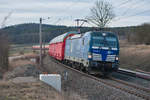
[43,56,144,100]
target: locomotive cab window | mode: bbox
[105,37,117,48]
[92,32,118,48]
[92,36,104,47]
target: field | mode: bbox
[9,42,150,72]
[0,81,62,100]
[0,53,65,100]
[119,40,150,72]
[0,41,148,100]
[9,44,35,56]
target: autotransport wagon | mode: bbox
[49,31,78,60]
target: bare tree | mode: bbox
[87,0,115,28]
[0,30,9,71]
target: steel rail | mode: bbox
[118,68,150,81]
[49,57,150,100]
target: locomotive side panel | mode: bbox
[65,34,83,63]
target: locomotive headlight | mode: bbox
[88,52,92,58]
[88,55,92,58]
[115,56,119,60]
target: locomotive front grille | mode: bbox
[106,55,116,62]
[92,53,102,61]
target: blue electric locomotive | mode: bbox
[64,31,119,75]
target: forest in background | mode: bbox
[1,23,150,44]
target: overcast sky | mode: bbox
[0,0,150,27]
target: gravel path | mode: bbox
[43,56,145,100]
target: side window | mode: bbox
[70,40,72,52]
[82,38,84,45]
[85,36,89,45]
[77,40,80,50]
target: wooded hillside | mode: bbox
[1,23,150,44]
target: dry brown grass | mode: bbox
[23,52,39,57]
[9,60,35,71]
[0,81,64,100]
[8,52,39,70]
[0,53,78,100]
[0,80,83,100]
[11,52,38,58]
[120,41,150,72]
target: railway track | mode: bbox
[111,69,150,89]
[118,68,150,81]
[50,57,150,100]
[110,77,150,93]
[108,77,150,100]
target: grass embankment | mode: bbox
[0,80,62,100]
[0,52,63,100]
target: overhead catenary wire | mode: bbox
[114,0,131,9]
[113,0,150,23]
[50,0,82,26]
[52,18,62,25]
[115,9,150,22]
[119,0,143,16]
